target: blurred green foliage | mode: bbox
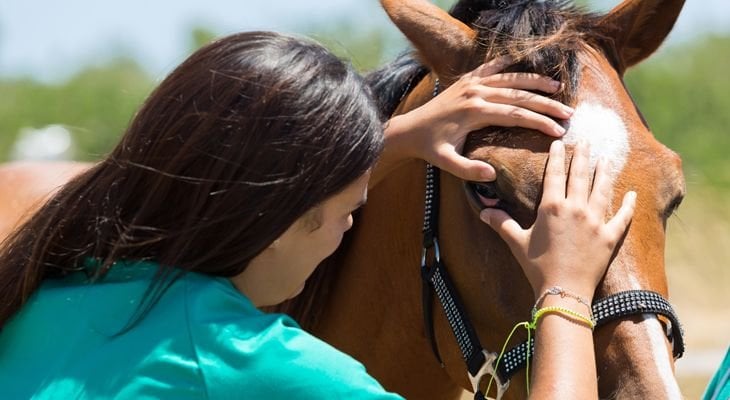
[190,27,218,50]
[0,58,153,160]
[625,35,730,189]
[308,24,396,72]
[0,23,727,192]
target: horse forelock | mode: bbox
[470,0,606,105]
[366,1,608,121]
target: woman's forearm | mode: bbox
[529,295,598,399]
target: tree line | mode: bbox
[0,29,727,190]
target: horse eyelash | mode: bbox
[663,197,683,219]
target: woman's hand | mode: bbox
[479,140,636,301]
[375,57,574,186]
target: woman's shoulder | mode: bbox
[180,273,402,400]
[180,271,290,337]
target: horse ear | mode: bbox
[381,0,477,80]
[599,0,685,74]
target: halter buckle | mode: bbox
[469,350,510,400]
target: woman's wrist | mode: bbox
[534,281,595,303]
[370,114,422,188]
[383,114,416,158]
[537,293,593,318]
[533,285,594,316]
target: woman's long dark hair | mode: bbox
[0,31,383,329]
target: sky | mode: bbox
[0,0,728,83]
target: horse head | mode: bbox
[380,0,686,398]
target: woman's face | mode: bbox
[232,172,370,307]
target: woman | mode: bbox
[0,31,633,399]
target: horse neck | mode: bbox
[310,159,466,399]
[0,161,90,241]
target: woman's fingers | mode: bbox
[433,144,496,182]
[474,86,572,120]
[480,207,525,249]
[606,191,637,239]
[567,141,591,203]
[476,102,566,137]
[468,56,513,78]
[588,157,612,214]
[481,72,562,94]
[589,156,636,240]
[542,140,567,204]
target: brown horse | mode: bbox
[0,0,687,399]
[281,0,687,399]
[0,161,90,242]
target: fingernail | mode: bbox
[480,164,496,181]
[551,80,561,89]
[563,105,575,115]
[480,210,490,223]
[553,125,566,136]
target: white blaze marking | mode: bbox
[564,104,680,397]
[626,272,642,291]
[623,238,681,398]
[642,315,684,399]
[561,102,630,183]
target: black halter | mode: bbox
[419,80,685,400]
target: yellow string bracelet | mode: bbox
[530,306,596,331]
[485,305,595,398]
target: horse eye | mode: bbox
[663,194,684,219]
[472,182,499,199]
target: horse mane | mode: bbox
[364,53,429,120]
[271,0,604,329]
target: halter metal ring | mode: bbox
[421,238,441,268]
[469,350,510,400]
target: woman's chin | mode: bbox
[287,282,306,299]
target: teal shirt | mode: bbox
[703,346,730,400]
[0,261,403,399]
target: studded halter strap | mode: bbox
[419,79,685,400]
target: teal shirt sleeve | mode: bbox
[703,346,730,400]
[184,276,404,400]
